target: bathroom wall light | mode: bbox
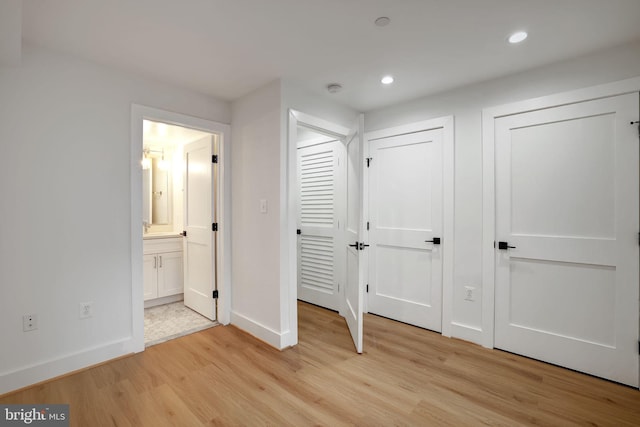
[141,148,151,170]
[141,157,151,170]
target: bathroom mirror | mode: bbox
[142,148,172,230]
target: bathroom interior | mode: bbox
[142,119,217,346]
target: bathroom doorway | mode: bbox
[142,120,216,345]
[131,105,231,351]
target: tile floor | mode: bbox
[144,301,217,347]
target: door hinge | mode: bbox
[297,229,301,235]
[366,284,369,293]
[366,221,370,230]
[212,290,219,299]
[631,120,639,137]
[182,230,187,237]
[366,157,372,167]
[212,223,218,231]
[212,154,218,163]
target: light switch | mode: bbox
[259,199,268,213]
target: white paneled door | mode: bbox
[494,93,639,387]
[297,140,342,311]
[183,137,216,321]
[367,129,444,331]
[344,115,365,353]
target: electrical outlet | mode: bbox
[79,302,93,319]
[464,286,476,302]
[23,314,38,332]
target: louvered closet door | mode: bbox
[297,140,343,311]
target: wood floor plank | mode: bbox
[2,301,640,426]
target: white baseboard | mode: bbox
[144,294,183,309]
[280,329,297,348]
[230,311,286,349]
[450,322,483,346]
[0,337,134,395]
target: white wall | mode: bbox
[282,80,359,129]
[0,0,21,66]
[229,79,359,349]
[230,80,284,346]
[0,44,229,394]
[364,40,640,341]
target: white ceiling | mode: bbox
[21,0,640,112]
[143,120,211,148]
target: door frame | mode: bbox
[130,104,231,352]
[481,76,640,349]
[287,109,351,347]
[364,116,455,337]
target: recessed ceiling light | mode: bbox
[508,31,528,44]
[327,83,343,94]
[375,17,390,27]
[381,75,394,85]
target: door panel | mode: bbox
[510,114,615,238]
[368,129,444,331]
[375,245,432,305]
[508,259,615,346]
[344,115,365,353]
[297,141,341,311]
[495,93,639,387]
[183,137,216,321]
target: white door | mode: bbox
[494,93,639,386]
[367,129,444,331]
[343,115,365,353]
[183,137,216,321]
[297,139,343,311]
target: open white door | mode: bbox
[183,136,216,321]
[343,115,365,353]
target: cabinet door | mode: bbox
[143,254,158,300]
[158,251,184,297]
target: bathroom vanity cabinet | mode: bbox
[143,237,183,302]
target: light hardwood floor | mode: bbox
[2,301,640,426]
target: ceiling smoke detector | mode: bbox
[375,17,391,27]
[327,83,343,94]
